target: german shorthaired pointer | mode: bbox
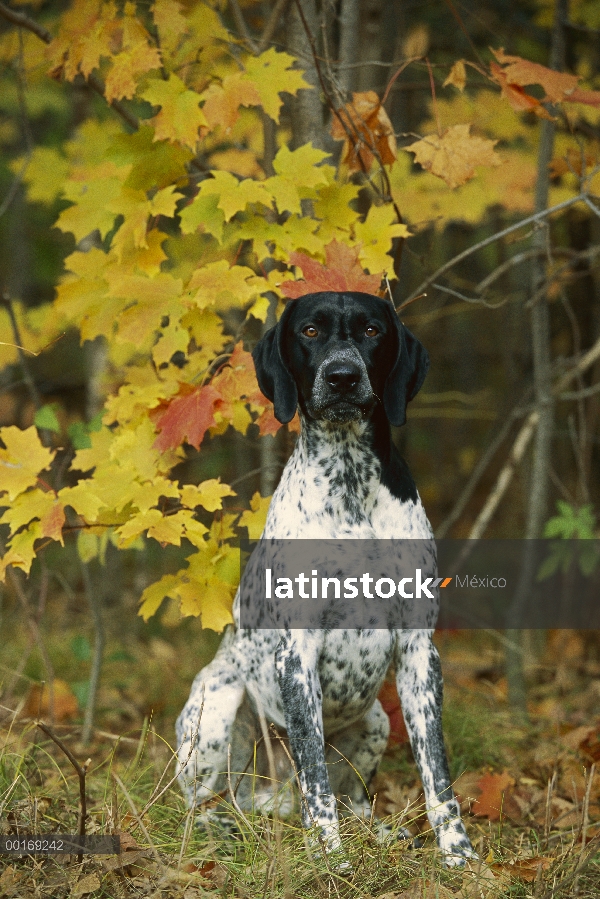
[176,291,475,866]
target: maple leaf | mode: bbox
[471,770,515,820]
[141,74,208,149]
[281,239,382,298]
[490,48,579,104]
[0,426,54,501]
[202,72,261,133]
[152,0,189,53]
[331,90,397,173]
[244,48,310,122]
[238,492,272,540]
[105,40,162,103]
[195,170,271,223]
[354,203,409,274]
[489,62,555,119]
[444,60,467,93]
[181,479,236,513]
[405,124,501,189]
[153,384,221,452]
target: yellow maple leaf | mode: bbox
[59,482,105,521]
[238,491,271,540]
[152,322,190,368]
[0,488,57,537]
[10,147,69,205]
[152,0,189,53]
[244,48,310,122]
[196,577,235,630]
[105,40,162,103]
[354,204,409,274]
[179,192,225,241]
[181,479,236,513]
[444,60,467,92]
[57,171,126,242]
[141,74,208,149]
[272,144,331,188]
[139,572,180,620]
[196,170,272,222]
[187,260,257,309]
[180,308,226,353]
[0,426,54,501]
[405,124,501,189]
[1,521,41,578]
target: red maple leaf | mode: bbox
[153,384,221,452]
[281,239,382,299]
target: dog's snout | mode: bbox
[323,360,362,393]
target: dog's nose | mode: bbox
[324,360,361,393]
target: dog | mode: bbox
[176,291,475,866]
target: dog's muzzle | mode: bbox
[308,348,374,422]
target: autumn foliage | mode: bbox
[1,0,600,630]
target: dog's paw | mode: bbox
[438,832,478,868]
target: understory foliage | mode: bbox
[1,0,600,629]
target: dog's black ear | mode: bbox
[383,311,430,427]
[251,304,298,423]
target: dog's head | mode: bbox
[252,292,429,427]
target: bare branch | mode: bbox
[37,721,88,859]
[257,0,292,55]
[229,0,257,52]
[404,193,587,305]
[0,1,52,43]
[560,381,600,400]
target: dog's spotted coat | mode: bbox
[177,292,475,865]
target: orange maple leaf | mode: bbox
[40,502,66,545]
[489,62,553,119]
[202,73,261,133]
[281,240,382,298]
[491,48,579,103]
[471,770,515,820]
[331,90,397,173]
[213,343,261,399]
[153,384,221,452]
[405,124,501,189]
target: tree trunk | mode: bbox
[506,0,568,713]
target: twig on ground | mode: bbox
[37,721,89,861]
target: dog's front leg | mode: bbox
[395,630,476,866]
[274,631,341,855]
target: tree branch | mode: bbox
[404,193,587,305]
[257,0,292,55]
[0,1,51,42]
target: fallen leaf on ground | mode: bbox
[72,872,102,897]
[492,855,553,883]
[23,679,79,721]
[456,861,499,899]
[471,770,515,820]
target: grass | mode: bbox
[0,712,598,898]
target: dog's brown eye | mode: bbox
[365,325,379,337]
[302,325,318,338]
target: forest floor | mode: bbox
[0,587,599,898]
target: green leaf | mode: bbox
[70,634,91,662]
[68,421,92,449]
[536,551,561,581]
[34,404,61,433]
